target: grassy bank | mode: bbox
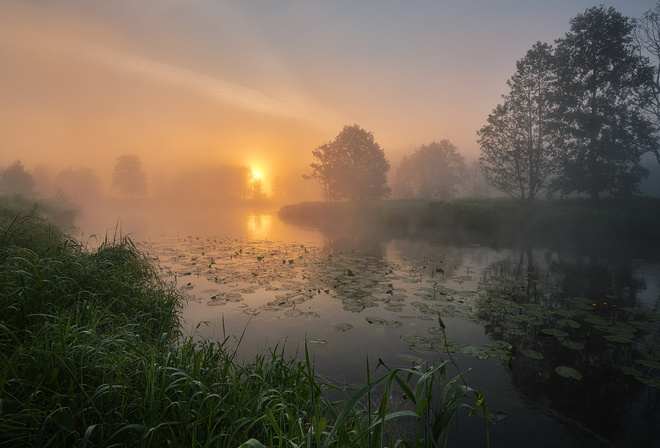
[278,198,660,255]
[0,205,488,447]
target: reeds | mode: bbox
[0,204,489,447]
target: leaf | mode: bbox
[557,319,581,328]
[560,340,585,350]
[555,366,582,380]
[539,328,568,337]
[603,334,634,343]
[521,349,544,360]
[635,359,660,370]
[334,323,353,332]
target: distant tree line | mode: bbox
[479,5,660,206]
[305,4,660,206]
[0,154,271,207]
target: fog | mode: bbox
[1,0,656,237]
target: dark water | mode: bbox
[80,207,660,447]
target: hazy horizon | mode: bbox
[1,0,657,204]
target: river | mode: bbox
[79,205,660,447]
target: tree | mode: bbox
[112,155,148,197]
[394,140,466,199]
[477,42,558,206]
[0,160,36,198]
[304,124,391,201]
[635,2,660,167]
[56,167,102,203]
[552,6,655,200]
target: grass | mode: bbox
[0,201,490,447]
[278,197,660,255]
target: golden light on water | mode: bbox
[246,213,273,238]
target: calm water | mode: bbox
[81,206,660,447]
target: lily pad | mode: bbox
[557,319,581,329]
[459,345,490,360]
[603,334,634,343]
[635,359,660,370]
[561,340,585,350]
[540,328,569,337]
[521,349,544,360]
[334,323,354,332]
[555,366,582,380]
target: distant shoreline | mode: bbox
[278,197,660,257]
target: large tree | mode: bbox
[477,42,558,206]
[552,6,655,200]
[304,124,390,201]
[0,160,36,198]
[394,140,466,200]
[112,155,148,198]
[635,1,660,167]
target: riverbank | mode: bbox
[0,203,488,447]
[278,197,660,256]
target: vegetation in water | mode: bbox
[0,203,489,447]
[278,197,660,255]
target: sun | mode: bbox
[251,169,262,180]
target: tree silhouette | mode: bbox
[0,160,36,198]
[552,6,655,200]
[111,155,147,198]
[304,124,391,201]
[478,42,558,206]
[394,140,466,200]
[635,2,660,168]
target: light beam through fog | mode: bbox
[0,25,344,128]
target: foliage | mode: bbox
[0,211,489,447]
[394,140,466,200]
[478,42,558,206]
[0,160,36,198]
[552,6,655,200]
[279,197,660,254]
[55,167,103,203]
[635,2,660,167]
[304,124,391,201]
[112,154,148,198]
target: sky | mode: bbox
[0,0,658,201]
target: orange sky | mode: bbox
[0,0,656,202]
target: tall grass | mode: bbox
[0,206,489,447]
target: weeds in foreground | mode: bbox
[0,208,489,447]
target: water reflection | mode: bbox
[131,210,660,448]
[477,248,660,447]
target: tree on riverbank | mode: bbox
[112,154,148,198]
[478,42,558,206]
[304,124,391,201]
[552,6,654,200]
[0,160,36,198]
[635,2,660,168]
[394,140,466,199]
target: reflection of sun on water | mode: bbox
[246,213,273,238]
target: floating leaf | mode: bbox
[557,319,581,329]
[635,376,660,389]
[561,340,585,350]
[459,345,489,360]
[635,359,660,370]
[334,323,353,332]
[308,339,327,344]
[621,366,644,377]
[521,349,544,360]
[603,334,634,343]
[555,366,582,380]
[540,328,568,337]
